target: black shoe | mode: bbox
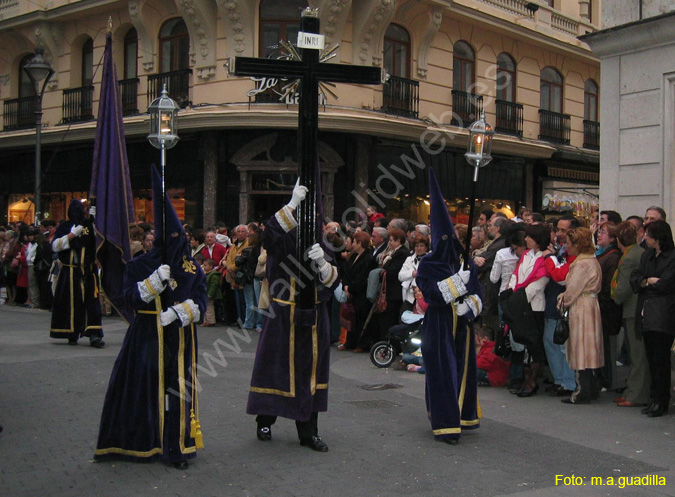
[646,403,669,418]
[300,435,328,452]
[90,338,105,348]
[641,402,655,415]
[443,438,459,445]
[257,426,272,441]
[68,339,78,346]
[173,460,188,470]
[517,384,539,397]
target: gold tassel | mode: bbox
[190,409,204,448]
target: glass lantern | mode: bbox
[147,84,180,150]
[464,110,494,169]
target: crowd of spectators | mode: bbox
[2,202,674,417]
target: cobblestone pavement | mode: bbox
[1,305,674,497]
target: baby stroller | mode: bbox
[369,321,422,368]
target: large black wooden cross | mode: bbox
[234,8,381,309]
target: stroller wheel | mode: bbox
[370,341,396,368]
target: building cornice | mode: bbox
[0,0,125,30]
[579,11,675,57]
[0,105,557,160]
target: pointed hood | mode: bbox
[424,168,464,275]
[67,199,86,225]
[150,164,190,265]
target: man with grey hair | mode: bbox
[225,224,250,324]
[371,227,388,267]
[415,224,430,237]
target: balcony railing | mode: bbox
[147,69,192,109]
[62,86,94,123]
[381,75,419,118]
[451,90,483,127]
[3,96,36,131]
[583,120,600,150]
[119,78,140,116]
[538,109,570,145]
[495,100,523,137]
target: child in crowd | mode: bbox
[476,325,511,387]
[202,258,222,327]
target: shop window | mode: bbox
[259,0,307,57]
[160,18,190,73]
[453,41,475,92]
[383,24,410,79]
[540,67,563,113]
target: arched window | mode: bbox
[540,67,563,113]
[19,54,34,98]
[124,27,138,79]
[259,0,307,58]
[82,38,94,87]
[496,53,516,102]
[383,24,410,79]
[453,41,475,92]
[160,18,190,73]
[584,79,598,122]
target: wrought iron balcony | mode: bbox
[381,75,419,118]
[119,78,140,116]
[62,86,94,123]
[451,90,483,128]
[583,120,600,150]
[538,109,571,145]
[495,100,523,138]
[147,69,192,109]
[2,96,36,131]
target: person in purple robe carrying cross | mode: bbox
[247,181,340,452]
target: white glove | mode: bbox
[456,301,470,316]
[88,206,96,217]
[287,180,308,210]
[70,225,83,237]
[160,309,178,327]
[457,268,471,284]
[307,243,326,266]
[156,264,171,282]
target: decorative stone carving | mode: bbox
[0,74,10,86]
[417,7,442,79]
[129,0,155,73]
[352,0,398,67]
[33,21,62,89]
[314,0,351,49]
[218,0,256,58]
[176,0,217,78]
[231,133,344,222]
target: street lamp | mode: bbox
[23,48,55,225]
[147,84,180,263]
[462,110,494,265]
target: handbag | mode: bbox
[373,271,387,313]
[553,309,569,345]
[494,322,512,358]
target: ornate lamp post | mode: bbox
[462,110,494,265]
[147,84,180,263]
[23,49,55,225]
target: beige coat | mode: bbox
[561,253,604,370]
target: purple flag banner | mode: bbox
[89,31,135,323]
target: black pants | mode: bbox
[643,330,674,404]
[256,412,318,440]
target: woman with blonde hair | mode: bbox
[558,227,604,404]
